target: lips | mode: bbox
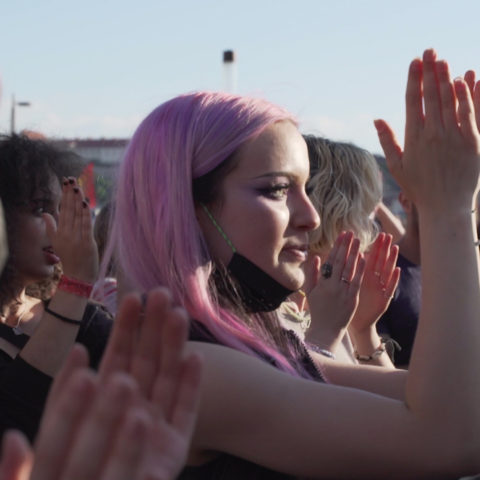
[281,243,309,261]
[43,246,60,265]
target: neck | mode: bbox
[397,229,421,265]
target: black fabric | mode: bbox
[224,253,294,313]
[0,302,112,442]
[183,321,324,480]
[181,455,294,480]
[377,253,421,367]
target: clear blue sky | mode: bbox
[1,0,479,154]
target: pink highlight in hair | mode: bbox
[105,91,301,376]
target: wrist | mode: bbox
[57,274,93,298]
[354,341,386,363]
[348,323,378,345]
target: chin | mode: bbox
[275,268,304,291]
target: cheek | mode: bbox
[224,198,289,258]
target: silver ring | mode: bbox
[374,271,381,277]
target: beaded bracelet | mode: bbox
[354,343,386,362]
[57,274,93,298]
[308,344,336,360]
[44,306,82,325]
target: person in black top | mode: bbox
[0,134,112,441]
[377,192,422,368]
[104,50,480,478]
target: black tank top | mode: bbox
[180,321,324,480]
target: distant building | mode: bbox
[52,138,129,165]
[51,138,129,208]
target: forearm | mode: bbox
[375,202,405,243]
[20,291,86,377]
[407,208,480,427]
[305,323,347,355]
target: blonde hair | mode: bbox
[305,136,382,254]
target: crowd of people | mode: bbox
[0,48,479,479]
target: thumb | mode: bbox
[303,254,320,295]
[42,213,57,243]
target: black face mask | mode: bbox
[201,203,294,313]
[225,252,294,313]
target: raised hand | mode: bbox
[43,177,98,284]
[375,49,480,211]
[98,288,203,480]
[1,289,203,480]
[348,233,400,336]
[305,231,365,352]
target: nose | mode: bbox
[291,191,320,232]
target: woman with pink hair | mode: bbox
[106,49,480,478]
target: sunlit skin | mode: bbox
[198,120,320,291]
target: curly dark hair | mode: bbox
[0,134,83,308]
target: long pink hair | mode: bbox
[107,91,301,375]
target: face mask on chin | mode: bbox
[226,252,294,313]
[202,204,294,313]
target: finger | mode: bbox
[32,370,98,480]
[366,233,384,274]
[474,80,480,133]
[464,70,476,97]
[60,374,137,480]
[152,306,190,419]
[81,196,93,241]
[131,287,173,398]
[302,254,320,295]
[422,49,443,130]
[99,293,142,380]
[436,60,458,130]
[170,352,203,435]
[330,231,353,282]
[72,182,86,237]
[42,344,89,417]
[454,78,478,140]
[319,231,345,281]
[0,430,33,480]
[101,408,149,480]
[341,237,360,283]
[374,120,404,185]
[374,234,392,284]
[58,181,75,233]
[384,267,401,301]
[350,255,366,294]
[404,57,424,137]
[382,244,399,287]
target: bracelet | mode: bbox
[57,275,93,298]
[44,306,82,325]
[354,343,386,362]
[308,344,336,360]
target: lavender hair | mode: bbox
[106,92,303,376]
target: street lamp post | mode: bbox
[10,95,31,134]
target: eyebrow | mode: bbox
[252,171,296,180]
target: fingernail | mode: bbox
[82,200,88,208]
[68,178,74,185]
[73,187,79,193]
[63,180,68,186]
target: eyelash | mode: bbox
[259,184,290,200]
